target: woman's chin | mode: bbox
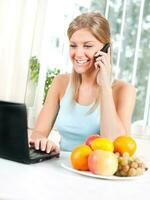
[74,66,95,75]
[74,64,94,74]
[74,69,90,75]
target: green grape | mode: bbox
[115,154,148,177]
[122,165,129,173]
[136,168,144,176]
[120,170,127,177]
[133,157,141,163]
[138,162,147,169]
[115,171,121,176]
[129,156,134,162]
[128,168,137,176]
[123,152,130,158]
[118,164,122,170]
[120,158,128,166]
[130,161,138,169]
[115,152,120,158]
[118,157,123,163]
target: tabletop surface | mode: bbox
[0,139,150,200]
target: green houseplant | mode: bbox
[43,68,60,103]
[29,56,40,84]
[29,56,60,103]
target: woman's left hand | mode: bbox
[95,47,112,87]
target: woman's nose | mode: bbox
[75,47,85,57]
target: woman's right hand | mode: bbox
[29,133,60,154]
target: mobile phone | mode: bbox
[95,43,110,59]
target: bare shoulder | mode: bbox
[112,79,136,91]
[54,73,70,87]
[53,73,71,98]
[112,80,136,100]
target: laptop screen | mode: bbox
[0,101,29,159]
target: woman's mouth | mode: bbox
[75,59,90,65]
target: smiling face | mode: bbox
[69,29,104,74]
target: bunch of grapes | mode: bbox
[114,152,148,177]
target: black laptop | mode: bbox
[0,100,59,164]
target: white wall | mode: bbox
[0,0,47,103]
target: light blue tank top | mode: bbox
[54,80,100,151]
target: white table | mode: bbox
[0,138,150,200]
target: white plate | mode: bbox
[61,160,149,180]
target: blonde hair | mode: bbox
[67,12,111,113]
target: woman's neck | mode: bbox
[81,69,98,86]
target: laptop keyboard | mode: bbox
[29,148,52,159]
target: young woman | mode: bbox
[29,12,136,152]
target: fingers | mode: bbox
[46,140,60,153]
[95,58,105,69]
[29,138,41,150]
[95,51,111,72]
[53,145,60,154]
[29,137,59,154]
[29,138,38,149]
[96,56,106,65]
[95,48,111,64]
[40,138,48,151]
[35,139,41,150]
[95,52,108,63]
[29,135,47,151]
[46,140,54,153]
[95,50,107,58]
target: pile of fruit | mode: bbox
[70,135,148,177]
[115,152,148,177]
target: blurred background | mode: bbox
[0,0,150,139]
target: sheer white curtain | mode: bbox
[0,0,47,102]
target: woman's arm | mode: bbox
[29,75,61,153]
[95,48,136,140]
[100,83,136,140]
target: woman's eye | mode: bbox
[70,44,76,48]
[84,45,93,48]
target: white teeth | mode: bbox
[76,60,89,64]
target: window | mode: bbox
[25,0,150,138]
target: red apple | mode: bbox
[88,149,118,176]
[85,134,101,147]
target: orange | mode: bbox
[70,144,92,171]
[91,138,114,152]
[113,135,137,156]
